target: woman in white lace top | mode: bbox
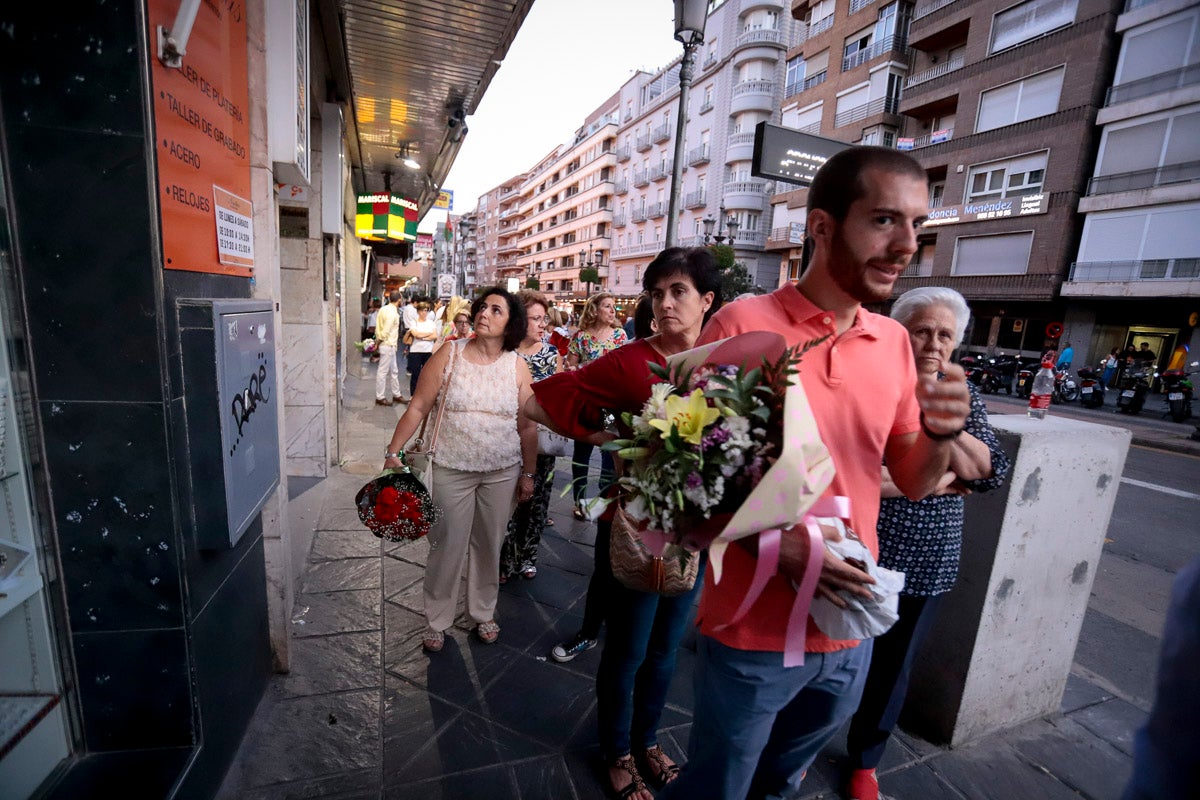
[383,287,538,652]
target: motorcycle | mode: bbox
[980,354,1019,395]
[1116,367,1153,414]
[1013,357,1042,399]
[1076,365,1105,408]
[1053,368,1079,404]
[960,355,986,388]
[1159,362,1198,423]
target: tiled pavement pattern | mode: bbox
[216,368,1148,800]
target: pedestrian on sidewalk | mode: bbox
[382,287,538,652]
[526,247,722,800]
[500,290,562,583]
[565,292,627,521]
[374,291,403,406]
[844,287,1011,800]
[660,147,971,800]
[1101,347,1120,390]
[404,302,439,402]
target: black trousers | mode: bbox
[846,593,944,770]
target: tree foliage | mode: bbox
[708,244,753,299]
[579,267,600,287]
[525,276,540,290]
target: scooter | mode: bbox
[1077,365,1105,408]
[960,355,986,388]
[1116,367,1153,414]
[1014,357,1039,399]
[1053,368,1079,403]
[1159,362,1197,423]
[981,354,1019,395]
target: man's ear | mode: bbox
[807,209,833,243]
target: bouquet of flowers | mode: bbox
[603,331,845,664]
[355,469,441,542]
[355,338,378,355]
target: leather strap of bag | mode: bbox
[413,340,459,458]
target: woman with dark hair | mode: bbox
[566,291,628,520]
[499,289,562,583]
[632,293,657,339]
[525,247,723,799]
[383,287,537,652]
[404,301,440,401]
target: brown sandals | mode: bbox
[637,745,680,788]
[609,754,649,799]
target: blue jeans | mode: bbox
[660,634,873,800]
[571,439,614,504]
[596,556,706,760]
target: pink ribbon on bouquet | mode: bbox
[712,496,851,667]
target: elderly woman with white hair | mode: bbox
[844,287,1011,800]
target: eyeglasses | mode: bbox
[527,315,547,324]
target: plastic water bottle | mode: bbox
[1027,359,1055,419]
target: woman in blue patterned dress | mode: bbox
[845,287,1012,800]
[499,290,563,582]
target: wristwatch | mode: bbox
[521,472,536,479]
[384,451,404,459]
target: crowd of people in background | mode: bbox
[352,146,1200,800]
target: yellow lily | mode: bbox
[647,389,720,445]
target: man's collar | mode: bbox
[782,283,882,338]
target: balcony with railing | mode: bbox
[733,79,777,98]
[901,126,954,148]
[635,134,653,152]
[1105,63,1200,106]
[798,121,821,134]
[1067,259,1200,283]
[905,55,965,88]
[835,95,901,127]
[632,169,650,187]
[647,202,667,219]
[652,123,672,143]
[631,207,648,223]
[699,99,714,114]
[734,27,784,53]
[614,180,629,195]
[612,240,666,259]
[729,229,769,248]
[893,272,1061,299]
[913,0,959,21]
[723,180,772,212]
[843,35,909,71]
[650,160,673,181]
[809,14,834,37]
[612,214,628,228]
[684,189,707,208]
[802,70,827,91]
[790,21,810,48]
[615,145,632,162]
[703,52,719,70]
[687,144,710,166]
[849,0,879,14]
[1086,160,1200,196]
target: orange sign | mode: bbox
[147,0,253,276]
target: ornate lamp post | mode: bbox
[725,215,740,246]
[703,203,728,245]
[579,243,604,299]
[665,0,709,247]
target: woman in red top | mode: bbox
[525,247,723,800]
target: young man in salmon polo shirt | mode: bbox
[659,147,971,800]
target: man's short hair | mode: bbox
[807,146,928,221]
[388,290,401,303]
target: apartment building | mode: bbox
[770,0,1123,359]
[474,172,524,286]
[512,105,619,308]
[1060,0,1200,370]
[611,0,802,292]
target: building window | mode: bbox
[787,257,803,281]
[965,151,1048,203]
[991,0,1078,54]
[1077,202,1200,264]
[952,232,1034,276]
[1116,10,1200,85]
[929,181,945,207]
[785,56,806,96]
[976,67,1064,133]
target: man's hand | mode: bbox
[778,522,874,608]
[917,363,970,438]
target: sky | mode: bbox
[421,0,684,231]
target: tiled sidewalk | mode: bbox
[216,369,1142,800]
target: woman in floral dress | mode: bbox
[500,290,562,582]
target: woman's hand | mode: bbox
[516,474,535,503]
[383,455,403,471]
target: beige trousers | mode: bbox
[423,462,520,632]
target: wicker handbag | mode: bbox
[609,505,699,597]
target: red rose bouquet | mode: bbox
[355,469,441,541]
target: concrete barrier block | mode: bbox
[902,414,1131,746]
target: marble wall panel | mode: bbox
[283,322,326,407]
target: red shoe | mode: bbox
[846,768,878,800]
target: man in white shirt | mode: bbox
[374,291,403,406]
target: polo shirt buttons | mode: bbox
[822,316,833,325]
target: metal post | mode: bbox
[665,41,700,248]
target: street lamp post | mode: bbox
[579,243,604,299]
[665,0,708,248]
